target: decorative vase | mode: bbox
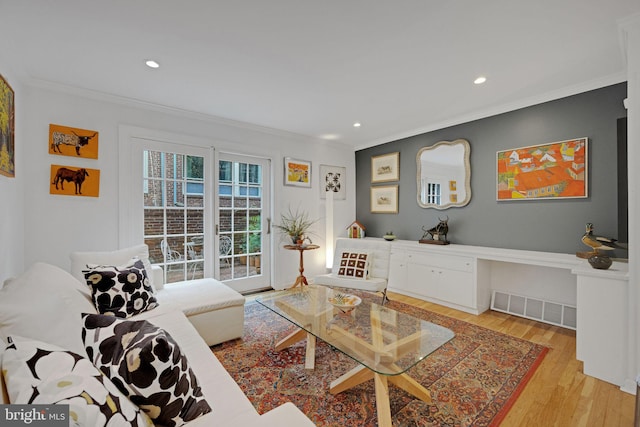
[588,254,612,270]
[383,233,396,241]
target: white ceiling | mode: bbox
[2,1,638,150]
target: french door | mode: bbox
[216,153,271,293]
[140,141,212,284]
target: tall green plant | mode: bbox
[273,206,317,243]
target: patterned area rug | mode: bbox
[212,296,548,426]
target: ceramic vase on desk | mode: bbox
[587,254,613,270]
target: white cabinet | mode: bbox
[573,262,629,387]
[387,244,483,314]
[384,239,574,316]
[406,252,475,310]
[387,248,407,290]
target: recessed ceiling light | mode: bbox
[474,76,487,85]
[145,60,160,69]
[353,122,361,128]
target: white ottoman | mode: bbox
[155,279,246,346]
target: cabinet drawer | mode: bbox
[407,252,474,272]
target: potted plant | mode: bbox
[273,206,317,244]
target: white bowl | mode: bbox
[328,294,362,310]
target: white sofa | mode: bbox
[0,261,315,426]
[69,244,246,346]
[313,237,392,303]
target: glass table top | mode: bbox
[256,285,455,375]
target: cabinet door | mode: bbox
[438,268,474,307]
[388,249,407,290]
[407,262,474,308]
[406,263,438,296]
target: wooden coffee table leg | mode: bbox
[374,373,392,427]
[275,328,307,351]
[330,366,431,427]
[305,334,316,369]
[329,365,373,394]
[388,373,432,403]
[274,328,316,369]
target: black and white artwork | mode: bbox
[320,165,346,200]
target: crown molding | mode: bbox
[354,72,626,151]
[23,76,352,150]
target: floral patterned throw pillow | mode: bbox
[81,313,212,427]
[2,335,152,427]
[83,258,158,318]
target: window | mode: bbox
[426,182,441,205]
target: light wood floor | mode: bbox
[387,291,637,427]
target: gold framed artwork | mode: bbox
[0,73,15,178]
[371,152,399,183]
[449,180,457,191]
[49,124,99,159]
[497,137,588,201]
[370,185,398,214]
[50,165,100,197]
[284,157,311,187]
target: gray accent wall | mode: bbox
[355,83,627,255]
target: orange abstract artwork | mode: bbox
[497,138,587,201]
[49,124,99,159]
[50,165,100,197]
[284,157,311,187]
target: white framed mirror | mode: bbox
[417,139,471,209]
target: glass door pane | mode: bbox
[217,154,270,293]
[143,150,205,284]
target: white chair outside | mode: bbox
[160,239,184,272]
[187,236,205,279]
[219,235,232,266]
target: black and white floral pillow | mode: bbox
[83,258,158,318]
[2,336,152,427]
[82,313,212,427]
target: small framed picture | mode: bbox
[320,164,346,200]
[370,185,398,214]
[50,165,100,197]
[284,157,311,187]
[371,152,399,183]
[0,73,15,178]
[449,180,457,191]
[49,124,99,159]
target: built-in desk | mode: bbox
[386,239,582,318]
[382,238,631,390]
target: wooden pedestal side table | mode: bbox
[284,244,319,288]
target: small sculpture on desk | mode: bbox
[578,222,625,269]
[419,216,450,245]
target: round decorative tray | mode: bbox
[328,293,362,311]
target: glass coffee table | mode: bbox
[256,285,454,427]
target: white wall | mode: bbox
[0,62,24,284]
[20,84,355,288]
[620,13,640,394]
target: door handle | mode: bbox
[267,217,271,234]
